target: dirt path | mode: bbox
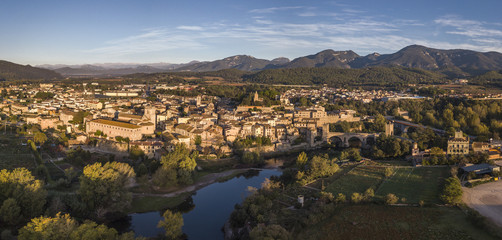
[463,180,502,227]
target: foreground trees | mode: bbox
[18,213,135,240]
[296,153,339,185]
[441,177,463,205]
[153,144,197,187]
[157,209,184,240]
[78,162,135,219]
[0,168,47,226]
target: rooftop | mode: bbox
[91,119,140,129]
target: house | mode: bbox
[447,131,469,155]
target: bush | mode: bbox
[351,192,363,203]
[385,193,398,205]
[363,188,375,201]
[335,193,346,203]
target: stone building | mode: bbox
[447,131,469,155]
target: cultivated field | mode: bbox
[0,134,37,170]
[295,205,499,240]
[325,166,385,196]
[376,167,448,204]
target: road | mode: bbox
[463,180,502,227]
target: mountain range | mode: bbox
[2,45,502,80]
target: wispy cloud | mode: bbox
[177,25,204,31]
[86,9,502,59]
[435,15,502,38]
[86,28,204,56]
[249,6,304,14]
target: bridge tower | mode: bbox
[385,121,394,136]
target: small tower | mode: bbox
[253,91,262,102]
[196,95,202,107]
[385,121,394,136]
[143,106,157,128]
[412,142,419,156]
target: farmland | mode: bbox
[324,165,448,204]
[325,165,386,196]
[376,167,448,204]
[294,205,499,240]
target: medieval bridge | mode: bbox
[324,132,380,148]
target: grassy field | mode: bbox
[294,205,500,240]
[325,166,385,196]
[128,192,192,213]
[375,167,448,204]
[0,133,37,170]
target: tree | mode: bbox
[351,192,363,203]
[78,162,135,219]
[249,224,291,240]
[441,177,463,205]
[309,155,339,179]
[385,193,398,205]
[296,152,308,169]
[371,114,386,132]
[129,146,145,160]
[363,188,375,201]
[335,193,346,203]
[0,198,21,226]
[18,213,134,240]
[384,167,395,178]
[0,168,47,222]
[70,221,135,240]
[194,135,202,146]
[157,209,183,240]
[18,213,78,240]
[154,144,198,186]
[33,131,47,145]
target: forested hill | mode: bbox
[0,60,62,81]
[241,67,448,87]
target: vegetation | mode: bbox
[152,144,198,187]
[18,213,135,240]
[0,60,62,80]
[78,162,135,219]
[157,209,184,240]
[242,66,447,87]
[441,176,463,205]
[0,168,47,225]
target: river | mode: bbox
[128,168,281,239]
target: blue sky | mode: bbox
[1,0,502,65]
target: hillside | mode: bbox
[352,45,502,77]
[242,66,447,87]
[175,55,280,72]
[277,50,359,69]
[0,60,62,81]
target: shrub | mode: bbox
[385,193,398,205]
[335,193,346,203]
[351,192,363,203]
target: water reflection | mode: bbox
[126,169,280,239]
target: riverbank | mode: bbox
[128,167,277,213]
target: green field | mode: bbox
[375,167,448,204]
[128,192,192,213]
[325,166,385,196]
[0,133,37,170]
[295,205,500,240]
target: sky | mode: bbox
[1,0,502,65]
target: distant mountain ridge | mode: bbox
[0,60,62,80]
[31,45,502,78]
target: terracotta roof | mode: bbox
[91,119,140,129]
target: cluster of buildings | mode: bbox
[0,83,372,159]
[411,131,501,166]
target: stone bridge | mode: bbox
[324,131,380,148]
